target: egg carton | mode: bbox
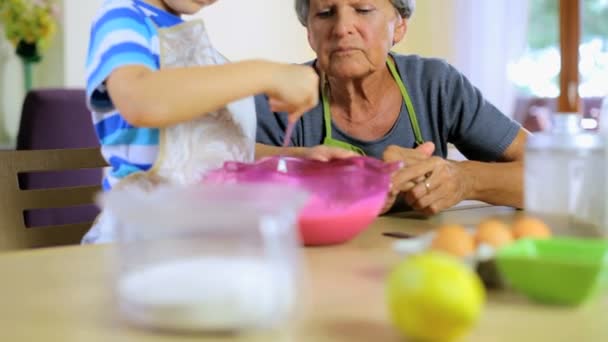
[392,229,504,289]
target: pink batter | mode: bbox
[298,193,386,246]
[203,156,399,246]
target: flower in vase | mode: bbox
[0,0,60,62]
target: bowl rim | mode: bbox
[496,237,608,269]
[222,155,402,175]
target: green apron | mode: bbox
[321,57,424,155]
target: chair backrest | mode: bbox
[17,88,98,149]
[16,88,103,228]
[0,148,107,251]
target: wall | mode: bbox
[393,0,457,62]
[0,0,103,145]
[0,28,22,144]
[63,0,105,87]
[195,0,316,63]
[0,0,456,145]
[197,0,457,63]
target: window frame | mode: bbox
[558,0,581,113]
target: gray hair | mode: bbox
[295,0,415,26]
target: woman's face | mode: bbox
[306,0,406,80]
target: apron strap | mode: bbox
[321,78,366,155]
[321,57,425,153]
[322,81,333,141]
[386,57,424,146]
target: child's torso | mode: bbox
[94,0,256,189]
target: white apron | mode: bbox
[83,18,256,243]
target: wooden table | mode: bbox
[0,206,605,342]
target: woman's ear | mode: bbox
[392,17,407,45]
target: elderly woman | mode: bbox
[256,0,528,215]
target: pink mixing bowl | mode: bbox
[204,156,401,246]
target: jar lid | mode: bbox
[526,132,604,151]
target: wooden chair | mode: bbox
[16,89,103,229]
[0,148,107,251]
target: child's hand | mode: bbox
[266,64,319,122]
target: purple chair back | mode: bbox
[16,88,103,228]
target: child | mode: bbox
[82,0,319,243]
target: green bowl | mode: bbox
[496,238,608,305]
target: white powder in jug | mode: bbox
[118,257,294,331]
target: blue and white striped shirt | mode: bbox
[86,0,182,191]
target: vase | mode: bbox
[21,59,35,93]
[16,41,41,93]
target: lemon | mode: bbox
[386,252,485,341]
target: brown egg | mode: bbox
[430,224,475,257]
[475,219,514,248]
[512,216,552,239]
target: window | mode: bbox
[508,0,608,98]
[580,0,608,97]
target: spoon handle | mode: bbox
[282,121,296,148]
[382,232,414,239]
[277,120,296,172]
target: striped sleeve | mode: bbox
[86,0,157,113]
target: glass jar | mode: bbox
[525,131,604,237]
[98,183,308,333]
[601,97,608,135]
[551,112,583,134]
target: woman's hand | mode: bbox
[379,191,398,215]
[382,142,472,215]
[384,143,472,215]
[383,142,435,191]
[255,143,356,161]
[265,63,319,122]
[380,143,433,214]
[299,145,358,161]
[395,157,471,215]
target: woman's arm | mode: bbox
[454,128,527,208]
[386,129,529,215]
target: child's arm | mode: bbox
[106,61,318,128]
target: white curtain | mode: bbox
[451,0,530,118]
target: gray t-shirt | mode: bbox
[256,53,521,161]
